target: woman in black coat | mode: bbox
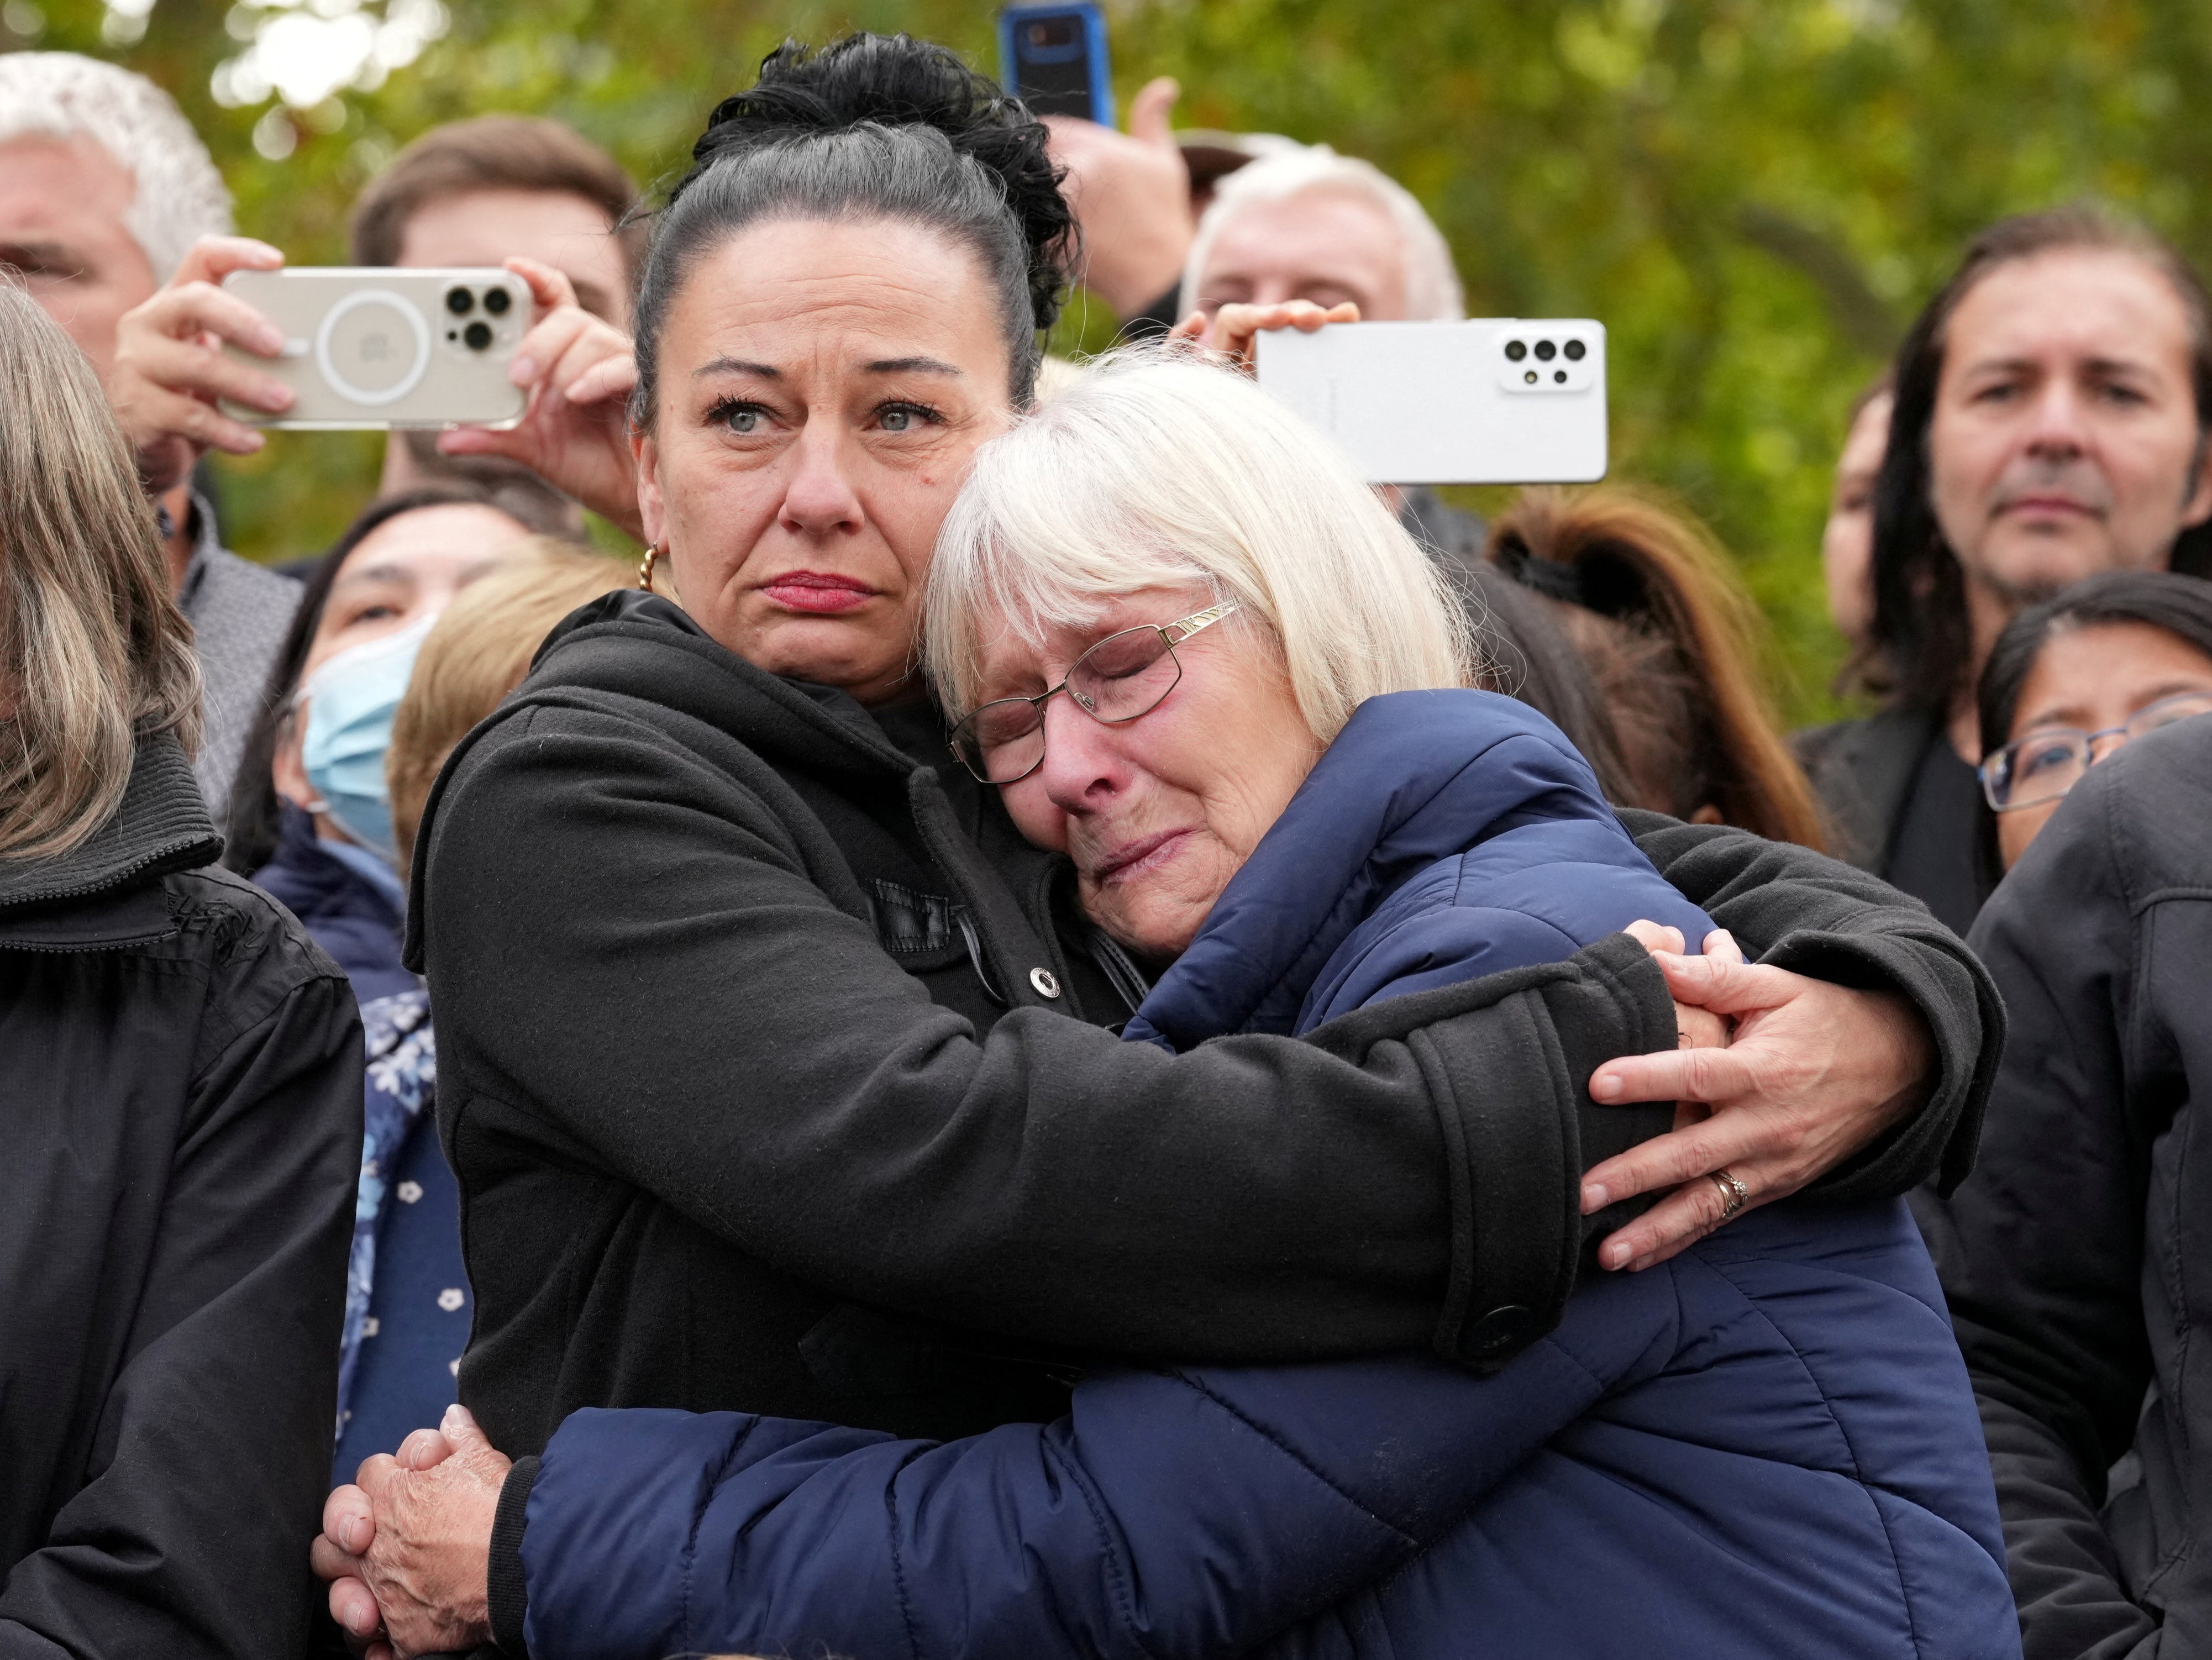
[0,286,362,1655]
[310,38,1998,1653]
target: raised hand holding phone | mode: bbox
[436,255,644,542]
[107,234,292,493]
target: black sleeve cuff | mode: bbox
[1757,927,2005,1201]
[487,1454,541,1657]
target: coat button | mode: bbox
[1028,967,1062,999]
[1467,1304,1536,1356]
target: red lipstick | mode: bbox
[761,571,876,615]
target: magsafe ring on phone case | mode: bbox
[218,267,529,430]
[313,288,433,408]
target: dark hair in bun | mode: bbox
[632,33,1076,419]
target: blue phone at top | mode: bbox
[999,2,1114,128]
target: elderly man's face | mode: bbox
[1930,249,2212,605]
[0,133,158,381]
[1192,186,1410,322]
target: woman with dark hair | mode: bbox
[314,34,2000,1655]
[0,281,360,1657]
[230,485,538,1484]
[1486,484,1829,848]
[1973,570,2212,873]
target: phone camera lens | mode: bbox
[1505,339,1527,361]
[482,286,511,317]
[1553,370,1568,384]
[463,320,494,351]
[446,287,474,316]
[1534,340,1557,361]
[1564,339,1586,361]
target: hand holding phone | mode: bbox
[432,256,645,542]
[107,235,293,491]
[1041,76,1191,316]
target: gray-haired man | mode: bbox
[0,52,300,815]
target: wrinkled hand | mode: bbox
[1044,77,1192,316]
[108,235,292,494]
[438,255,644,540]
[1168,298,1360,376]
[1581,939,1935,1272]
[312,1405,506,1659]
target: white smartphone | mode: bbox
[218,267,530,429]
[1254,319,1607,485]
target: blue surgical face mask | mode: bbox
[296,611,438,864]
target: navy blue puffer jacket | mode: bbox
[508,691,2017,1660]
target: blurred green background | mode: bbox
[15,0,2212,722]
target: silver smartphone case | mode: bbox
[218,267,529,429]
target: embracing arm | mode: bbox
[1935,782,2161,1659]
[1624,810,2001,1200]
[459,1282,1673,1660]
[423,702,1681,1373]
[0,966,360,1660]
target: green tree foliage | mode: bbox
[18,0,2212,719]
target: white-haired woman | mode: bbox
[0,283,361,1656]
[321,354,2013,1660]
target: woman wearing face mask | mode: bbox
[316,38,2000,1655]
[1972,570,2212,874]
[229,486,537,1484]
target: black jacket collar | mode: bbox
[0,734,222,926]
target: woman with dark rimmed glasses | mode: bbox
[1975,570,2212,874]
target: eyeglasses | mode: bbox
[948,603,1239,784]
[1979,689,2212,812]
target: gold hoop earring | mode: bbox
[638,542,663,592]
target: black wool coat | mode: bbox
[0,736,362,1659]
[1927,713,2212,1659]
[408,592,2000,1470]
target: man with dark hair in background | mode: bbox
[349,114,643,524]
[1800,204,2212,936]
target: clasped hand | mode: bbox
[313,1404,507,1659]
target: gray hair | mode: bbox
[0,53,232,281]
[632,122,1044,425]
[0,283,201,859]
[925,348,1475,743]
[1179,144,1464,323]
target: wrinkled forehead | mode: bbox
[665,217,1011,387]
[1945,249,2201,374]
[1199,185,1406,288]
[0,129,136,237]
